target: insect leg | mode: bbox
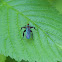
[30,30,33,39]
[21,27,26,30]
[23,30,26,38]
[30,27,36,30]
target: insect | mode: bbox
[21,24,36,39]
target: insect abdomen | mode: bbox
[26,28,30,39]
[26,34,30,39]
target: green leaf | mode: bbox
[5,56,17,62]
[5,56,29,62]
[0,0,62,62]
[48,0,62,14]
[0,54,6,62]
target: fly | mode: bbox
[21,24,36,39]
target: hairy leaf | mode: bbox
[0,0,62,62]
[48,0,62,14]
